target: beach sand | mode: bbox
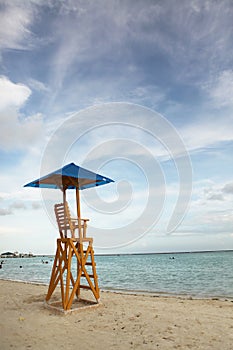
[0,280,232,350]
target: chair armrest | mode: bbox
[71,217,90,222]
[82,218,90,223]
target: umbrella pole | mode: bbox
[63,189,66,205]
[76,187,82,240]
[76,187,81,219]
[62,189,67,238]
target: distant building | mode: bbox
[0,251,34,258]
[0,252,16,258]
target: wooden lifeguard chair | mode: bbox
[24,162,114,312]
[45,202,100,311]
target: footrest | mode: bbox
[81,274,94,278]
[79,285,92,290]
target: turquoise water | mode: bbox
[0,251,232,298]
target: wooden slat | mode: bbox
[79,285,92,290]
[81,274,94,278]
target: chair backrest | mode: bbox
[54,202,92,245]
[54,202,75,239]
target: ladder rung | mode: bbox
[85,262,95,266]
[79,285,92,290]
[81,274,94,278]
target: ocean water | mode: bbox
[0,251,232,299]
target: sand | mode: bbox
[0,280,232,350]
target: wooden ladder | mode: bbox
[46,239,100,310]
[78,245,99,297]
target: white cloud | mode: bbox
[202,70,233,108]
[171,178,233,240]
[10,201,26,210]
[181,116,233,153]
[0,76,31,110]
[205,181,233,202]
[0,2,34,52]
[0,208,12,216]
[27,78,50,93]
[222,183,233,195]
[0,198,41,217]
[0,76,44,150]
[0,109,44,151]
[206,193,224,201]
[31,201,42,210]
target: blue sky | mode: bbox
[0,0,232,254]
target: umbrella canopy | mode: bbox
[24,162,114,191]
[24,162,114,219]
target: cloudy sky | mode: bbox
[0,0,232,255]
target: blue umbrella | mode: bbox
[24,162,114,218]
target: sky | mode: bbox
[0,0,232,255]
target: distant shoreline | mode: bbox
[95,249,233,257]
[1,249,232,258]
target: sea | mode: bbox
[0,250,232,299]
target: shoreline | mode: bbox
[1,279,233,350]
[1,248,232,259]
[1,277,232,302]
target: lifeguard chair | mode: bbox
[45,202,100,311]
[24,162,114,312]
